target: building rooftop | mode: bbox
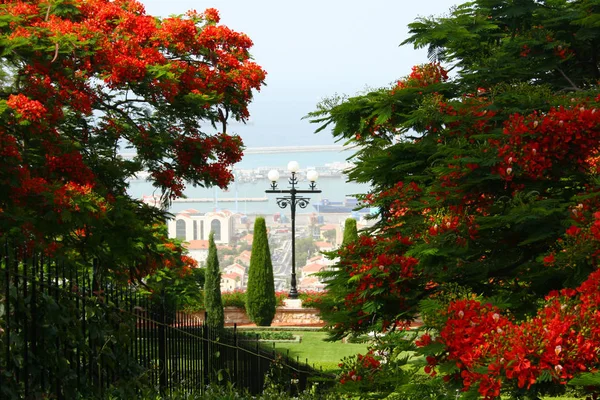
[314,241,334,250]
[222,272,242,280]
[185,240,209,250]
[303,263,326,273]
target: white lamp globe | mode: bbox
[287,161,300,173]
[307,170,319,182]
[267,169,280,182]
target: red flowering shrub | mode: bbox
[222,290,247,309]
[338,349,382,385]
[308,0,600,398]
[394,63,449,91]
[418,269,600,399]
[298,290,326,308]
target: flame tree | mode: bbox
[309,0,600,397]
[0,0,265,277]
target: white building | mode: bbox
[221,272,243,292]
[184,240,209,266]
[168,209,236,245]
[223,263,246,287]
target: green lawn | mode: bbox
[265,331,370,373]
[239,330,585,400]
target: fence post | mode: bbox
[256,334,260,394]
[202,312,210,388]
[233,323,238,387]
[3,243,10,390]
[158,291,167,395]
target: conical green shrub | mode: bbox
[246,217,276,326]
[342,218,358,245]
[204,231,224,328]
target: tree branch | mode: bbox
[556,67,582,91]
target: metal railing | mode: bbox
[0,244,327,399]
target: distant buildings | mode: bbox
[185,240,209,266]
[163,205,360,294]
[235,250,252,266]
[167,209,237,266]
[220,262,247,292]
[313,241,334,252]
[221,272,243,292]
[239,233,254,246]
[167,209,235,244]
[298,254,335,292]
[301,262,327,278]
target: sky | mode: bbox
[141,0,460,147]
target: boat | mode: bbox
[312,197,368,213]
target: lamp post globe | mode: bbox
[267,169,280,183]
[307,170,319,182]
[287,161,300,173]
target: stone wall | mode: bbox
[182,306,324,326]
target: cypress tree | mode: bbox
[342,218,358,245]
[204,231,224,328]
[246,217,276,326]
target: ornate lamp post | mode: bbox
[266,161,321,299]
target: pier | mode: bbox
[243,145,351,154]
[120,144,354,160]
[172,197,268,203]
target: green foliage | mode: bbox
[322,228,337,244]
[0,269,144,399]
[242,331,296,341]
[294,236,317,268]
[307,0,600,397]
[333,330,449,399]
[222,290,247,309]
[309,0,600,332]
[204,232,224,328]
[246,217,277,326]
[568,372,600,386]
[143,234,206,314]
[0,0,265,278]
[313,218,360,341]
[342,218,358,245]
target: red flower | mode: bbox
[543,253,555,266]
[565,226,582,236]
[416,333,432,347]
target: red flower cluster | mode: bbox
[337,234,422,331]
[541,208,600,269]
[298,290,326,307]
[6,93,47,122]
[494,104,600,181]
[373,181,422,221]
[420,269,600,399]
[338,349,382,385]
[0,0,266,249]
[395,63,449,91]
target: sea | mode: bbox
[127,148,371,215]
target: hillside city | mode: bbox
[162,206,374,294]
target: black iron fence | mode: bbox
[0,245,326,399]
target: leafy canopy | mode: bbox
[0,0,266,278]
[309,0,600,397]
